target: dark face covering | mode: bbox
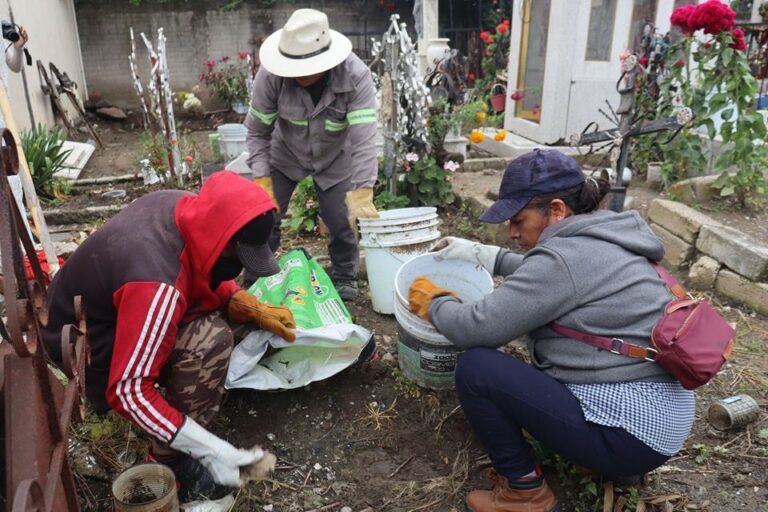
[210,256,244,290]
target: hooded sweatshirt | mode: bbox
[42,172,275,442]
[430,209,675,384]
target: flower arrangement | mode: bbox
[475,18,511,102]
[199,53,251,108]
[658,0,767,205]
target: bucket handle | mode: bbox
[491,83,506,95]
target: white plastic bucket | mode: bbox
[217,123,248,161]
[393,254,494,389]
[358,207,440,314]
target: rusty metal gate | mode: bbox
[0,128,89,511]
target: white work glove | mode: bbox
[431,236,501,274]
[170,417,263,487]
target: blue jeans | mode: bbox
[455,348,668,481]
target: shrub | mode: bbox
[21,124,72,201]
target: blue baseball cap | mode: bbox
[480,149,585,224]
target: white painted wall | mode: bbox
[0,0,86,132]
[504,0,684,145]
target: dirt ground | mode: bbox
[65,123,768,512]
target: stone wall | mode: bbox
[648,199,768,315]
[74,0,409,107]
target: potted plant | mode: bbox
[200,53,251,113]
[759,1,768,21]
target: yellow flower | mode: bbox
[480,102,489,112]
[475,111,487,125]
[469,130,486,144]
[494,130,507,141]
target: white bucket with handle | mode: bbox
[358,207,440,314]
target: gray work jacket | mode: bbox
[245,53,378,191]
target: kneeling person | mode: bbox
[42,172,295,501]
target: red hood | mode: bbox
[175,171,276,276]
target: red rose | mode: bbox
[502,18,510,26]
[199,72,205,81]
[220,55,230,62]
[479,31,493,44]
[205,60,216,70]
[496,23,508,33]
[639,56,649,67]
[730,28,747,51]
[688,0,735,35]
[703,41,713,49]
[673,58,685,67]
[184,155,194,163]
[670,4,697,35]
[468,72,476,80]
[510,90,524,101]
[237,52,249,60]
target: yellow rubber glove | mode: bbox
[253,177,278,211]
[408,276,459,321]
[228,290,296,342]
[345,188,379,235]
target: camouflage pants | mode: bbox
[160,312,233,426]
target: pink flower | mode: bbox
[468,72,476,80]
[502,18,510,26]
[220,55,230,62]
[205,60,216,71]
[673,58,685,67]
[730,28,747,51]
[510,90,524,101]
[619,49,631,62]
[670,4,697,35]
[199,72,206,81]
[496,23,508,33]
[639,56,649,67]
[443,160,460,172]
[183,155,194,163]
[479,31,493,44]
[170,137,177,144]
[237,52,249,60]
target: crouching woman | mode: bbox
[408,150,694,512]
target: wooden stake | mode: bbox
[0,81,60,275]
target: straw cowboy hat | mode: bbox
[259,9,353,78]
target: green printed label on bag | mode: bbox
[248,249,352,329]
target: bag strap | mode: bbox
[548,323,658,361]
[548,260,679,361]
[648,261,687,299]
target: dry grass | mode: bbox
[355,398,399,431]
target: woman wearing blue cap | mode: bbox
[407,149,694,512]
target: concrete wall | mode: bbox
[0,0,86,132]
[74,0,405,108]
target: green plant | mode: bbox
[139,130,201,185]
[692,443,710,463]
[21,124,72,201]
[284,177,320,235]
[660,2,767,206]
[200,54,250,106]
[404,155,456,207]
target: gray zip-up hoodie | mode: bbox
[429,209,675,384]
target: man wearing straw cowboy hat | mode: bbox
[245,8,379,301]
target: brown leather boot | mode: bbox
[466,471,560,512]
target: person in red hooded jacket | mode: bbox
[42,171,295,501]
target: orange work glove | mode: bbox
[408,276,459,321]
[228,290,297,342]
[253,177,279,211]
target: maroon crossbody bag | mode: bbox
[551,262,735,390]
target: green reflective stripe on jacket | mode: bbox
[346,108,377,125]
[325,119,348,132]
[249,106,278,125]
[287,119,308,127]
